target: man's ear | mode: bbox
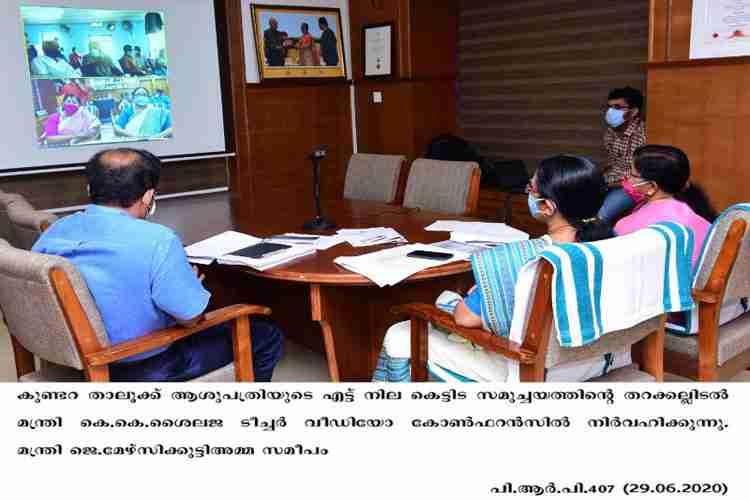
[630,107,640,120]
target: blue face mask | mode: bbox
[605,108,626,128]
[527,193,545,220]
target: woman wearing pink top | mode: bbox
[615,145,717,269]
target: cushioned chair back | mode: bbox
[8,205,58,250]
[0,192,34,244]
[0,240,109,369]
[545,317,662,368]
[694,208,750,302]
[403,159,479,214]
[343,153,405,204]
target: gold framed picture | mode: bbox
[250,4,346,80]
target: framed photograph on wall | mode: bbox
[250,4,346,80]
[363,22,394,78]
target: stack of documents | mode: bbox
[334,243,468,287]
[264,233,345,251]
[185,231,315,271]
[425,220,529,245]
[336,227,407,247]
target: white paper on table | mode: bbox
[333,243,468,287]
[426,220,528,240]
[265,233,346,251]
[336,227,407,247]
[185,231,261,263]
[432,240,488,259]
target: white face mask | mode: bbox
[147,199,156,218]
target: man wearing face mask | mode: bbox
[114,87,173,139]
[32,149,284,381]
[598,86,646,224]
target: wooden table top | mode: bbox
[233,199,476,285]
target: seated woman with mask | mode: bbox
[42,94,101,146]
[373,155,627,383]
[114,87,173,140]
[616,145,717,268]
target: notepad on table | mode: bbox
[185,231,315,271]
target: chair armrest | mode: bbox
[693,289,722,304]
[391,303,527,363]
[85,304,271,367]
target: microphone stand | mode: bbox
[303,151,336,231]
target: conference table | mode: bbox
[203,199,477,382]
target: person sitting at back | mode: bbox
[373,154,627,383]
[615,144,717,268]
[32,148,284,382]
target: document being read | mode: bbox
[184,231,261,265]
[184,231,315,271]
[334,243,468,287]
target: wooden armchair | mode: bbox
[394,260,665,382]
[664,209,750,381]
[0,239,270,382]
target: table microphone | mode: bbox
[303,146,336,231]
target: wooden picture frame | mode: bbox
[250,4,347,81]
[363,22,394,78]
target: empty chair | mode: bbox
[664,204,750,381]
[7,204,58,250]
[343,153,406,204]
[0,239,270,382]
[402,159,480,215]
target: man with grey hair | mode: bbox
[263,17,287,66]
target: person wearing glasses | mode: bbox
[598,86,646,224]
[615,144,716,268]
[373,155,626,383]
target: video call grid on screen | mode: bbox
[1,0,226,172]
[22,6,174,150]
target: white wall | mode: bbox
[241,0,351,83]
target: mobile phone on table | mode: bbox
[406,250,453,261]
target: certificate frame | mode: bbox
[690,0,750,59]
[363,22,395,79]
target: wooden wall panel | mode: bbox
[0,158,227,210]
[351,0,458,162]
[647,64,750,210]
[458,0,649,172]
[647,0,750,210]
[245,84,353,210]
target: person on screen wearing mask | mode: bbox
[81,41,123,77]
[318,17,339,66]
[114,87,173,139]
[30,40,80,78]
[41,94,101,147]
[598,86,646,224]
[32,149,284,382]
[373,155,625,383]
[615,144,717,268]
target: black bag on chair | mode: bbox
[424,134,528,191]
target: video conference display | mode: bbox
[22,6,173,149]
